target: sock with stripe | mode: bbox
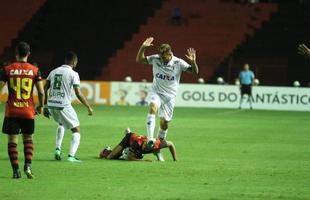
[23,139,34,168]
[8,142,19,171]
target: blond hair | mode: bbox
[158,44,172,54]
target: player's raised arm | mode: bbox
[74,86,93,116]
[298,44,310,59]
[185,48,199,75]
[136,37,154,64]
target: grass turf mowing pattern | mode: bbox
[0,105,309,200]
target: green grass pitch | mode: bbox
[0,104,309,200]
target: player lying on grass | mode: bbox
[99,128,177,161]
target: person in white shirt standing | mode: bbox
[43,51,93,162]
[136,37,199,161]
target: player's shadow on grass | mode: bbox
[0,176,15,179]
[94,156,127,162]
[34,159,62,162]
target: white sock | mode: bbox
[69,132,80,157]
[156,152,165,162]
[146,114,156,140]
[55,125,65,150]
[157,129,168,140]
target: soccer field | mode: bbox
[0,105,309,200]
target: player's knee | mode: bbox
[106,154,112,159]
[160,120,169,130]
[166,140,173,147]
[71,127,80,133]
[22,134,33,141]
[149,103,157,114]
[8,135,18,143]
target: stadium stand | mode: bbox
[0,0,162,79]
[99,0,277,82]
[0,0,46,56]
[214,1,310,86]
[2,0,308,86]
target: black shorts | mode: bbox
[118,132,132,148]
[241,84,252,95]
[2,117,35,135]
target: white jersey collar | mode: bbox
[160,55,175,66]
[61,64,73,69]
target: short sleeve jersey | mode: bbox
[129,133,161,154]
[46,65,80,108]
[0,62,42,119]
[146,54,191,99]
[239,70,254,85]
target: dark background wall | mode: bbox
[0,0,309,86]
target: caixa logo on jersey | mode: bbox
[155,73,175,81]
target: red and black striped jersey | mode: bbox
[0,62,42,119]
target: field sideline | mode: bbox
[0,104,309,200]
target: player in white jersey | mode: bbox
[43,51,93,162]
[136,37,199,161]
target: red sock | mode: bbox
[8,143,19,170]
[24,140,34,166]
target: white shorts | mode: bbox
[48,105,80,129]
[147,92,175,121]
